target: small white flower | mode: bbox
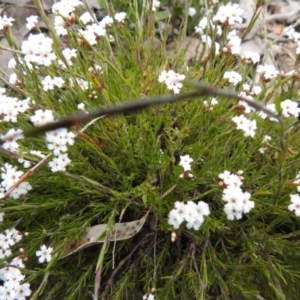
[262,135,271,144]
[26,15,38,30]
[188,7,196,17]
[114,12,126,23]
[288,194,300,216]
[224,36,241,55]
[80,12,95,24]
[151,0,161,12]
[78,103,85,110]
[36,244,53,263]
[280,99,300,118]
[241,51,260,64]
[99,16,114,28]
[179,154,193,171]
[0,15,15,30]
[30,109,54,127]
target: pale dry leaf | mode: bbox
[60,210,150,259]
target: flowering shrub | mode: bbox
[1,0,300,299]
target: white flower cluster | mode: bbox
[68,12,116,43]
[223,70,242,86]
[41,75,65,91]
[36,244,53,263]
[0,91,31,123]
[0,227,23,258]
[258,99,300,120]
[256,64,279,81]
[52,0,83,17]
[0,128,24,153]
[232,115,257,138]
[212,2,244,26]
[219,170,255,220]
[0,163,32,199]
[158,70,185,94]
[30,110,75,172]
[46,128,75,172]
[0,225,31,299]
[21,33,56,66]
[79,23,106,45]
[168,201,210,230]
[58,47,77,67]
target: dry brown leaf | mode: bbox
[60,210,150,259]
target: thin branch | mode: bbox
[0,82,282,145]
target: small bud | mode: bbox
[171,230,176,242]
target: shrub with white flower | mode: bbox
[1,0,300,298]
